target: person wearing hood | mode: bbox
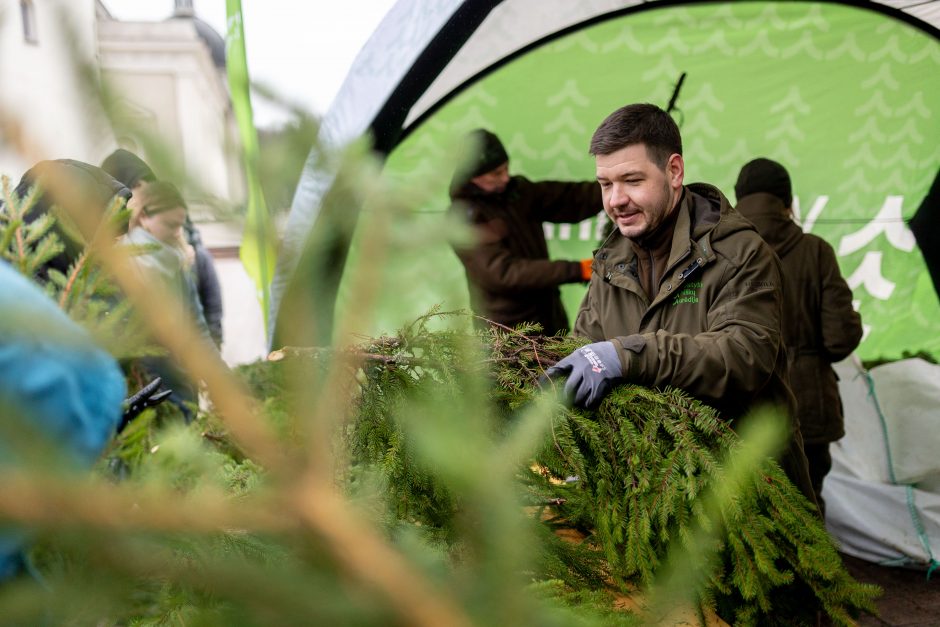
[14,160,131,281]
[448,129,601,336]
[734,158,862,515]
[546,104,815,502]
[102,149,224,349]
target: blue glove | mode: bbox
[544,341,623,409]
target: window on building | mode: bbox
[21,0,38,44]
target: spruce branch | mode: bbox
[58,250,87,309]
[281,318,880,625]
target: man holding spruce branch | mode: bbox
[545,103,815,502]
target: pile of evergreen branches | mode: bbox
[268,313,879,626]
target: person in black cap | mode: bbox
[734,157,863,516]
[447,129,601,336]
[100,148,156,192]
[101,149,224,349]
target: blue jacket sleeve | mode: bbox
[0,262,126,465]
[0,261,126,582]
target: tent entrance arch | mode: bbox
[273,0,940,363]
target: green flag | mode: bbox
[225,0,277,336]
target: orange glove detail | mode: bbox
[580,258,593,281]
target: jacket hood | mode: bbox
[735,192,803,257]
[17,160,131,213]
[687,182,750,243]
[101,149,155,189]
[14,160,132,276]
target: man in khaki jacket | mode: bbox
[734,158,862,514]
[546,104,814,501]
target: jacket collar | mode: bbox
[595,183,731,305]
[735,192,803,257]
[601,184,724,265]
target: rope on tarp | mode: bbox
[905,486,940,581]
[859,367,938,580]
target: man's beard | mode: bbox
[633,180,676,246]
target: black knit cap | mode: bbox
[734,158,792,207]
[101,149,156,189]
[468,129,508,177]
[449,129,510,197]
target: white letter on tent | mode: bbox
[594,211,608,241]
[837,196,916,256]
[846,251,896,301]
[797,195,829,234]
[578,218,593,241]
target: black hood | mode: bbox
[14,160,131,278]
[735,192,803,257]
[101,149,155,189]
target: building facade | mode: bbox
[96,0,244,204]
[0,0,107,177]
[0,0,244,208]
[0,0,262,365]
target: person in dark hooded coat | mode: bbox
[15,160,131,281]
[448,129,601,335]
[734,158,863,515]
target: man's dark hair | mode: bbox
[589,103,682,169]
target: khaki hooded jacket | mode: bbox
[575,183,796,425]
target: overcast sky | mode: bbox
[102,0,398,126]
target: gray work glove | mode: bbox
[544,341,623,409]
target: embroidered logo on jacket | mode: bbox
[672,281,702,306]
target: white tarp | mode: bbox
[823,357,940,570]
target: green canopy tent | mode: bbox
[272,0,940,362]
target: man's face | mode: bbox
[595,144,684,239]
[139,206,186,246]
[471,162,510,194]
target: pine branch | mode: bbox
[58,251,87,309]
[273,318,879,625]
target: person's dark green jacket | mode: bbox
[736,192,862,443]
